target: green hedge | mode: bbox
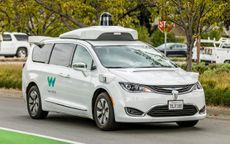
[180,63,230,106]
[0,64,22,89]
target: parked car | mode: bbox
[0,32,30,58]
[22,26,206,130]
[193,38,230,64]
[156,43,187,57]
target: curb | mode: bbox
[0,89,22,98]
[207,106,230,121]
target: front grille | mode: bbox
[147,104,198,117]
[150,84,195,95]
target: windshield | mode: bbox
[95,45,176,68]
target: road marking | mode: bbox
[0,127,85,144]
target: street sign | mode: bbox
[158,21,166,33]
[158,20,175,33]
[158,20,175,55]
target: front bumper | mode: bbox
[111,87,206,123]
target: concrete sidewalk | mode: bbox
[0,89,230,120]
[207,106,230,120]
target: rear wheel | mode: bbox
[93,92,117,130]
[16,48,27,58]
[27,85,48,119]
[176,120,199,127]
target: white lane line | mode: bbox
[0,127,85,144]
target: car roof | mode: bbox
[158,43,186,47]
[43,38,150,48]
[87,40,149,47]
[3,32,27,35]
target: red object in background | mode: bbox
[158,21,166,33]
[158,20,175,33]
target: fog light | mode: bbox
[199,105,206,114]
[125,107,144,116]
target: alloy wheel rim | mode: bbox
[19,50,26,58]
[28,90,39,116]
[96,98,109,125]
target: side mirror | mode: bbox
[73,62,87,70]
[72,62,88,77]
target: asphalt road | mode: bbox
[0,96,230,144]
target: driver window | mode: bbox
[72,45,93,70]
[170,45,174,49]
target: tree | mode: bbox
[0,0,159,36]
[0,0,69,36]
[157,0,228,71]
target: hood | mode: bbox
[109,68,198,86]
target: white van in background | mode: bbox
[193,38,230,64]
[0,32,30,58]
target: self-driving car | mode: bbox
[22,26,206,130]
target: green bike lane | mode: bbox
[0,128,80,144]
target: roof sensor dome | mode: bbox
[99,12,113,26]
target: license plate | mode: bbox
[168,100,183,110]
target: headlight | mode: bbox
[193,82,203,90]
[119,82,153,93]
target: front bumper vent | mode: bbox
[147,104,198,117]
[125,107,144,116]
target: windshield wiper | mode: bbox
[106,66,128,69]
[135,66,161,68]
[135,66,173,68]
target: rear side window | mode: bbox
[49,43,76,66]
[14,34,28,41]
[32,44,53,63]
[2,34,12,41]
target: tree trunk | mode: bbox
[186,33,194,71]
[186,43,193,71]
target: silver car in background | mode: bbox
[156,43,187,57]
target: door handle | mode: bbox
[59,73,70,78]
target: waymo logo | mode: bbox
[47,76,56,87]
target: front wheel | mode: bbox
[93,92,117,130]
[27,85,48,119]
[176,120,199,127]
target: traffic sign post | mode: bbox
[164,30,167,55]
[158,20,175,55]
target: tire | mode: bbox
[176,120,199,127]
[93,92,117,130]
[27,85,48,119]
[16,48,27,58]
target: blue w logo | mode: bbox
[47,76,56,87]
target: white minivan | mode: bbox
[22,26,206,130]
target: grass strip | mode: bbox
[0,129,68,144]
